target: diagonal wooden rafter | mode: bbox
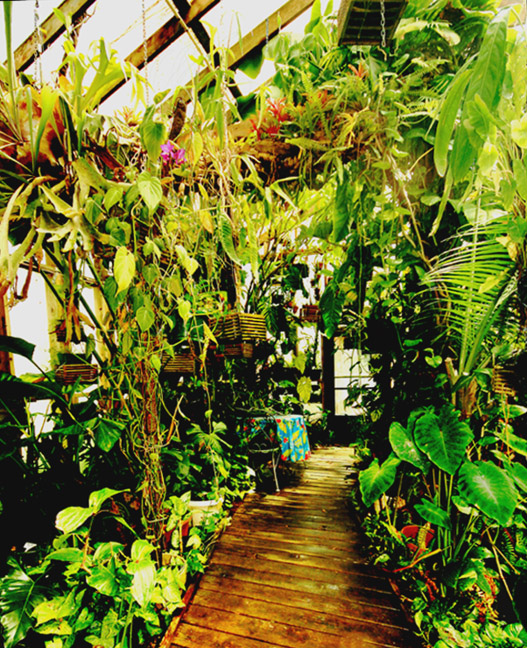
[12,0,316,106]
[228,0,314,71]
[14,0,97,72]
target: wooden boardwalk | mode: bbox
[166,446,416,648]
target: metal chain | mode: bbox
[34,0,44,87]
[380,0,387,48]
[142,0,150,104]
[265,17,269,46]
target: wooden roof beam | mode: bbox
[228,0,314,71]
[97,0,221,104]
[14,0,97,72]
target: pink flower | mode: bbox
[161,141,186,165]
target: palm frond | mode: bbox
[424,216,519,378]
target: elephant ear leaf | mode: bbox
[389,420,430,473]
[0,559,48,648]
[414,405,473,475]
[359,454,400,508]
[458,461,518,526]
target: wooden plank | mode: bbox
[182,604,404,648]
[204,563,399,608]
[211,539,377,576]
[225,524,360,552]
[219,528,363,557]
[198,574,409,629]
[189,590,413,647]
[210,549,392,593]
[14,0,97,72]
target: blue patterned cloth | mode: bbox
[244,415,311,462]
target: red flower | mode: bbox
[267,97,289,122]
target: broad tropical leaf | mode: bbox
[0,560,48,648]
[458,460,518,525]
[415,499,451,530]
[389,420,430,473]
[414,405,473,475]
[359,454,400,508]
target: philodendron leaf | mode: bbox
[458,461,518,526]
[55,506,93,534]
[136,305,155,332]
[415,499,451,530]
[414,405,473,475]
[114,246,135,294]
[509,462,527,493]
[0,559,48,648]
[137,171,162,212]
[88,487,127,512]
[296,376,312,403]
[359,453,400,508]
[389,421,430,473]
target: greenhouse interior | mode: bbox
[2,0,527,646]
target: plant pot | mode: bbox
[209,313,267,342]
[188,498,223,526]
[300,305,319,322]
[401,524,434,555]
[222,342,254,358]
[55,363,98,384]
[161,352,195,374]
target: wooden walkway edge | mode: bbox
[165,446,417,648]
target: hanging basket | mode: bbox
[300,305,320,323]
[161,352,195,374]
[337,0,408,45]
[492,366,516,397]
[222,342,254,358]
[55,363,98,384]
[209,313,267,342]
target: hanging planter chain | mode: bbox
[33,0,44,87]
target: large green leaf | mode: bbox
[450,13,508,180]
[218,213,242,266]
[389,421,430,473]
[319,282,344,338]
[359,454,400,508]
[434,67,471,177]
[55,506,93,534]
[415,499,451,530]
[88,487,126,512]
[458,461,518,526]
[414,406,473,475]
[508,462,527,493]
[113,246,135,294]
[137,171,163,213]
[0,560,48,648]
[94,418,125,452]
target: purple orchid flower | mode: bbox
[161,141,186,166]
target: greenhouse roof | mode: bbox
[1,0,346,113]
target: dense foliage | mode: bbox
[1,0,527,646]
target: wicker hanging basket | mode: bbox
[55,363,98,384]
[161,352,195,374]
[209,313,267,342]
[300,305,320,323]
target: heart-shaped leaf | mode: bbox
[414,406,473,475]
[458,461,518,526]
[359,454,400,508]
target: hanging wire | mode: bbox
[142,0,150,104]
[33,0,44,87]
[380,0,387,48]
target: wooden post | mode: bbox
[0,294,13,374]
